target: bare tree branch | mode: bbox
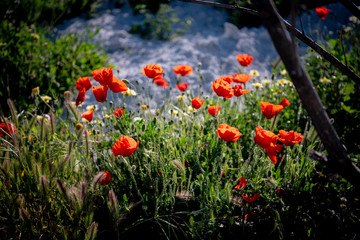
[177,0,360,85]
[250,0,360,186]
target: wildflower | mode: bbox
[112,136,139,157]
[113,108,125,118]
[349,16,360,24]
[0,123,16,137]
[31,33,39,39]
[133,117,143,122]
[176,83,188,92]
[242,193,260,203]
[260,101,284,119]
[173,65,193,76]
[171,109,179,116]
[141,64,164,78]
[31,87,40,97]
[177,95,184,100]
[218,75,234,84]
[279,98,290,108]
[252,83,263,89]
[141,105,148,111]
[92,86,108,103]
[254,126,283,164]
[233,84,250,97]
[86,105,96,111]
[278,130,304,146]
[316,7,330,20]
[76,77,92,91]
[92,67,113,86]
[273,90,284,96]
[233,73,252,83]
[244,212,258,221]
[75,123,83,131]
[208,105,221,117]
[234,177,247,190]
[41,96,52,103]
[217,123,242,142]
[153,75,168,88]
[320,77,331,84]
[276,79,292,86]
[81,110,93,122]
[122,88,137,96]
[187,106,195,112]
[75,88,86,106]
[192,97,204,109]
[108,77,128,93]
[236,54,253,67]
[104,114,111,119]
[280,69,287,76]
[99,171,111,185]
[262,79,271,85]
[250,70,259,76]
[212,78,234,99]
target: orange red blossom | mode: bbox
[112,135,139,157]
[173,65,193,76]
[236,54,253,67]
[217,123,242,142]
[192,97,204,109]
[254,126,283,164]
[208,105,221,117]
[142,64,164,79]
[212,78,234,99]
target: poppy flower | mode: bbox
[141,64,164,79]
[244,212,258,221]
[81,110,93,122]
[0,123,16,137]
[279,98,290,108]
[217,75,234,84]
[233,84,250,97]
[99,171,111,185]
[112,135,139,157]
[153,75,168,88]
[76,77,92,91]
[212,78,234,99]
[113,108,125,118]
[278,130,304,146]
[108,77,128,93]
[217,123,242,142]
[315,7,329,20]
[75,88,86,106]
[242,193,260,203]
[254,126,283,164]
[236,54,253,67]
[260,101,284,119]
[176,83,188,92]
[192,97,204,109]
[234,177,247,190]
[92,86,108,103]
[92,67,114,86]
[208,105,221,117]
[233,73,252,83]
[173,65,193,76]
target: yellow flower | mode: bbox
[31,33,40,39]
[122,89,137,96]
[172,110,179,116]
[250,70,259,76]
[252,83,263,88]
[188,106,195,112]
[274,90,284,96]
[141,105,148,110]
[280,69,287,76]
[320,77,331,84]
[75,123,83,131]
[104,114,111,119]
[31,87,40,97]
[82,118,88,123]
[41,95,52,103]
[262,80,271,85]
[86,105,97,111]
[177,95,184,100]
[29,136,35,142]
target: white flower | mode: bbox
[250,70,259,76]
[41,95,52,103]
[86,105,97,111]
[320,77,331,84]
[122,88,137,96]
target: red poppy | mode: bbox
[236,54,253,67]
[212,78,234,99]
[173,65,193,76]
[234,177,247,190]
[254,126,283,164]
[76,77,92,91]
[233,84,250,97]
[244,212,258,221]
[153,75,168,88]
[108,77,128,93]
[278,130,304,146]
[208,105,221,117]
[113,108,125,118]
[217,123,242,142]
[75,88,86,106]
[92,86,108,103]
[91,67,114,86]
[176,83,188,92]
[99,171,111,185]
[233,73,252,83]
[141,64,164,79]
[218,75,234,84]
[260,101,284,119]
[242,193,260,203]
[81,110,93,122]
[315,7,329,20]
[279,97,290,108]
[112,135,139,156]
[0,123,16,137]
[192,97,204,109]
